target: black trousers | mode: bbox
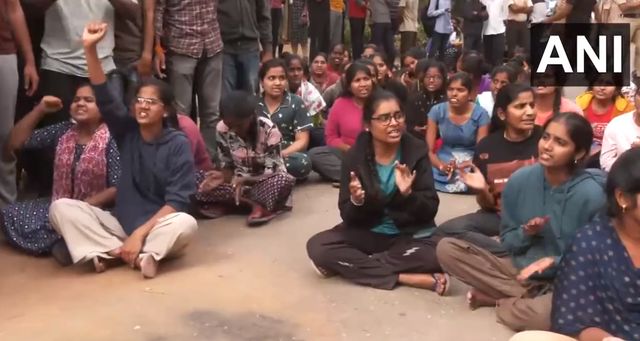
[349,17,366,59]
[506,20,529,58]
[307,225,442,290]
[432,209,508,257]
[400,31,418,56]
[271,8,283,57]
[428,32,449,61]
[463,33,483,53]
[483,33,505,67]
[371,23,396,67]
[308,0,331,58]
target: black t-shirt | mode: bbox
[473,126,542,202]
[565,0,597,23]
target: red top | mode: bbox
[177,115,214,171]
[271,0,284,9]
[585,103,615,144]
[348,0,367,18]
[325,97,364,148]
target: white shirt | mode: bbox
[399,0,420,32]
[482,0,508,35]
[477,92,495,116]
[507,0,533,21]
[600,111,640,172]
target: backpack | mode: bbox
[420,0,439,37]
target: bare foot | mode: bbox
[466,288,497,310]
[139,254,158,279]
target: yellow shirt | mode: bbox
[330,0,345,11]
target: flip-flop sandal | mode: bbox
[247,207,277,227]
[432,273,451,296]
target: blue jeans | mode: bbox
[110,64,140,106]
[222,51,260,95]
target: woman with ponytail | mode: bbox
[306,89,448,295]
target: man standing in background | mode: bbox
[399,0,419,56]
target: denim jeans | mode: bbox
[222,51,260,95]
[110,63,140,106]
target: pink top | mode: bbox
[325,97,364,148]
[177,115,214,171]
[535,97,584,126]
[271,0,283,9]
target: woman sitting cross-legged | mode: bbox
[306,90,449,295]
[427,72,490,193]
[509,149,640,341]
[437,112,606,331]
[196,91,296,227]
[1,86,119,262]
[434,84,541,256]
[258,59,313,180]
[48,23,199,278]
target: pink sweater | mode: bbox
[177,115,214,171]
[325,97,364,148]
[535,97,584,126]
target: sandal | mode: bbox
[92,257,107,273]
[247,205,276,227]
[432,273,451,296]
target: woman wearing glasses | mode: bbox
[306,90,449,295]
[47,23,198,278]
[1,85,120,261]
[405,59,448,139]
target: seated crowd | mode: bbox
[2,18,640,341]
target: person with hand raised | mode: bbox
[437,112,606,331]
[307,90,447,294]
[48,22,198,279]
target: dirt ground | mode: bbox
[0,181,516,341]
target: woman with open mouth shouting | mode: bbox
[307,89,447,295]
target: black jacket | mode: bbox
[217,0,272,53]
[338,132,440,234]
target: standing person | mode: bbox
[426,0,452,61]
[437,112,606,332]
[0,0,38,208]
[481,0,508,67]
[271,0,284,57]
[155,0,223,152]
[461,0,488,52]
[427,72,490,193]
[51,23,199,278]
[289,0,309,58]
[309,63,374,182]
[399,0,419,56]
[112,0,156,103]
[529,0,547,23]
[1,87,119,258]
[217,0,272,95]
[370,0,397,67]
[197,91,296,226]
[434,84,540,256]
[258,59,313,180]
[506,0,532,58]
[348,0,367,60]
[329,0,344,48]
[543,0,597,23]
[308,0,331,58]
[595,0,640,82]
[307,90,449,294]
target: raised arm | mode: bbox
[82,23,136,138]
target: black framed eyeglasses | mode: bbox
[371,111,406,125]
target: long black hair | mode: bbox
[220,90,260,148]
[135,78,179,129]
[415,59,448,98]
[542,112,593,171]
[606,148,640,217]
[490,83,535,133]
[360,89,403,201]
[340,62,375,98]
